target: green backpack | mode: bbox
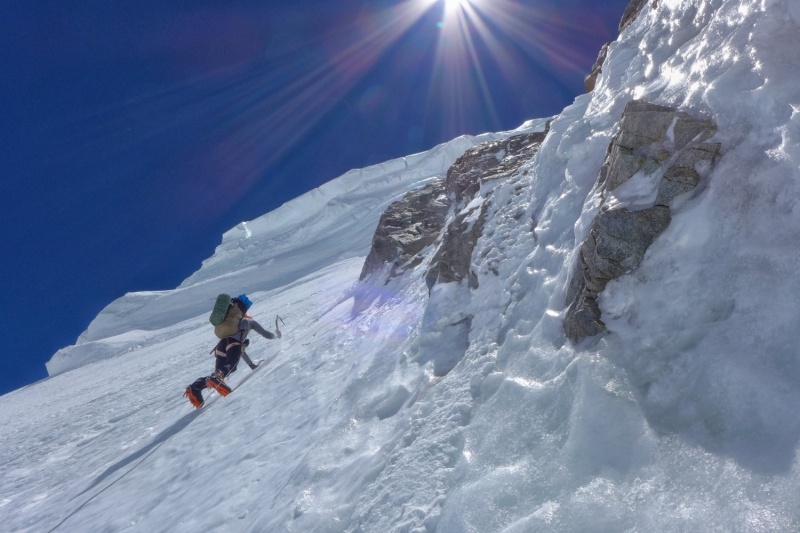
[209,294,233,325]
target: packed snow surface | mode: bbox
[3,0,800,531]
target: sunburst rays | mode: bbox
[161,0,598,218]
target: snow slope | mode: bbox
[4,0,800,531]
[44,129,515,376]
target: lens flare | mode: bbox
[444,0,470,11]
[136,0,607,220]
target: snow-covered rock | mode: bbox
[564,100,720,341]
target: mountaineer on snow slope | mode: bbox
[184,294,280,408]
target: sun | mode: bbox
[444,0,470,10]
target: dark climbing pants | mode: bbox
[213,337,243,378]
[189,337,242,395]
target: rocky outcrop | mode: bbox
[443,130,547,208]
[564,100,721,342]
[585,43,610,93]
[355,127,548,373]
[424,200,485,291]
[356,125,549,314]
[585,0,654,92]
[425,128,548,291]
[620,0,652,32]
[359,180,449,283]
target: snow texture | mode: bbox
[3,1,800,531]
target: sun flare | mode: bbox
[194,0,590,191]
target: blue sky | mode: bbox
[0,0,628,395]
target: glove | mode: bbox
[243,339,250,347]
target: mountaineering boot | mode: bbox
[206,373,232,397]
[185,387,204,408]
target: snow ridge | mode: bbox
[46,130,530,376]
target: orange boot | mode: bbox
[184,387,204,408]
[205,373,232,397]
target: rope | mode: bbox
[46,438,169,533]
[47,314,287,531]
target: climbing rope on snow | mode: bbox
[275,314,285,338]
[48,316,288,532]
[46,437,170,533]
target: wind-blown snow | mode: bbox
[4,0,800,531]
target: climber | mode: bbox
[184,294,280,408]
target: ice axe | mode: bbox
[275,314,285,338]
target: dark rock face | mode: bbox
[355,127,548,374]
[585,43,610,93]
[564,100,721,342]
[358,128,549,298]
[359,180,449,283]
[425,201,486,291]
[444,130,548,208]
[426,129,548,292]
[585,0,654,92]
[620,0,651,31]
[356,127,548,377]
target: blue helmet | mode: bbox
[234,293,253,312]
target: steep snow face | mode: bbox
[597,0,800,470]
[4,0,800,531]
[45,130,522,376]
